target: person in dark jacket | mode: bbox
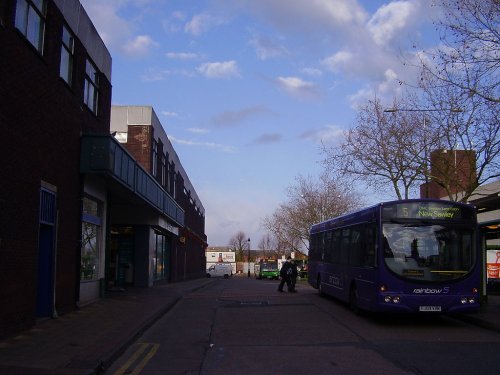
[278,256,293,292]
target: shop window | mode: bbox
[154,232,169,281]
[15,0,46,53]
[81,196,102,281]
[84,58,99,114]
[60,24,74,85]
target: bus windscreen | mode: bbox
[383,223,475,282]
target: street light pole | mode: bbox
[247,238,251,278]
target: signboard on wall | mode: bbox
[206,251,235,263]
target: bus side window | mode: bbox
[332,230,341,264]
[324,230,333,263]
[340,228,350,264]
[363,224,376,267]
[349,225,362,266]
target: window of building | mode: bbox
[81,196,102,281]
[154,232,169,281]
[161,153,167,187]
[15,0,46,53]
[152,140,158,177]
[84,59,99,114]
[60,24,74,85]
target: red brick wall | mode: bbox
[124,126,153,172]
[0,1,111,338]
[421,149,477,199]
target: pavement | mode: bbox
[0,279,499,375]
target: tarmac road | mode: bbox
[106,277,500,375]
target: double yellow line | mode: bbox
[113,342,160,375]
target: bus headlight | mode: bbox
[384,296,392,303]
[392,296,401,304]
[461,297,468,304]
[468,297,475,304]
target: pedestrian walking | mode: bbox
[278,256,293,292]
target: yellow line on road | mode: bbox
[113,342,159,375]
[130,343,159,375]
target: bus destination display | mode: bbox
[384,202,469,220]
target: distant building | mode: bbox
[106,105,207,286]
[206,247,236,274]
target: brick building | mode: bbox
[0,0,112,338]
[420,149,477,199]
[0,1,207,339]
[104,105,207,286]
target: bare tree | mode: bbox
[228,231,249,262]
[257,233,275,259]
[323,97,430,200]
[418,73,500,201]
[262,172,363,255]
[420,0,499,103]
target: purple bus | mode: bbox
[308,199,480,314]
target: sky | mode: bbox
[79,0,443,247]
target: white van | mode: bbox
[206,263,233,278]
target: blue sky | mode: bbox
[80,0,441,246]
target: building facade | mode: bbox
[206,247,236,274]
[0,0,112,338]
[108,105,207,285]
[1,1,207,339]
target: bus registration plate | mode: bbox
[419,306,441,312]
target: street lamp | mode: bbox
[247,238,251,278]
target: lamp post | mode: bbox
[247,238,251,278]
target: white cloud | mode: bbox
[187,128,210,134]
[321,50,354,73]
[300,124,345,144]
[121,35,159,56]
[301,67,323,77]
[227,0,367,32]
[249,35,289,60]
[276,76,319,99]
[348,69,403,108]
[161,111,180,118]
[80,0,132,49]
[185,13,224,36]
[169,135,236,153]
[141,67,194,82]
[166,52,199,60]
[197,61,241,79]
[367,1,417,46]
